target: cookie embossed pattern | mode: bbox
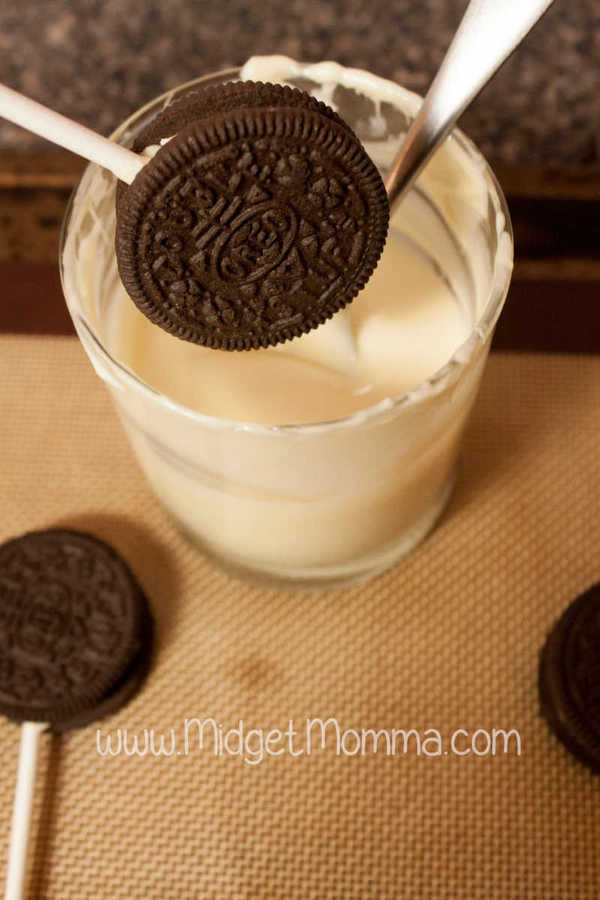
[0,530,148,728]
[116,82,389,349]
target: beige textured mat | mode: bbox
[1,335,599,899]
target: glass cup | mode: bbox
[60,64,513,588]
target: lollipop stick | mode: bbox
[4,722,47,900]
[0,83,145,184]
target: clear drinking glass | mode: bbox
[60,64,513,588]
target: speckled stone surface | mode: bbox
[0,0,598,165]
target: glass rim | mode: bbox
[61,65,514,437]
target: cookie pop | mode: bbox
[0,529,153,900]
[0,79,389,352]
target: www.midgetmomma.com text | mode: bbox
[96,718,522,765]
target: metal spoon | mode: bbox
[385,0,555,207]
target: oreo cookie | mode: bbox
[116,80,389,350]
[539,583,600,772]
[0,529,153,729]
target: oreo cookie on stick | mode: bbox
[115,80,389,350]
[1,529,154,897]
[0,528,153,730]
[539,583,600,772]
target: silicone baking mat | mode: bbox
[1,336,598,898]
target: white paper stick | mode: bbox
[0,83,145,184]
[4,722,48,900]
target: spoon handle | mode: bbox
[385,0,554,206]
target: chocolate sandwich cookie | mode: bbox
[0,529,153,729]
[116,80,389,350]
[538,583,600,772]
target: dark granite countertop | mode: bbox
[0,0,598,166]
